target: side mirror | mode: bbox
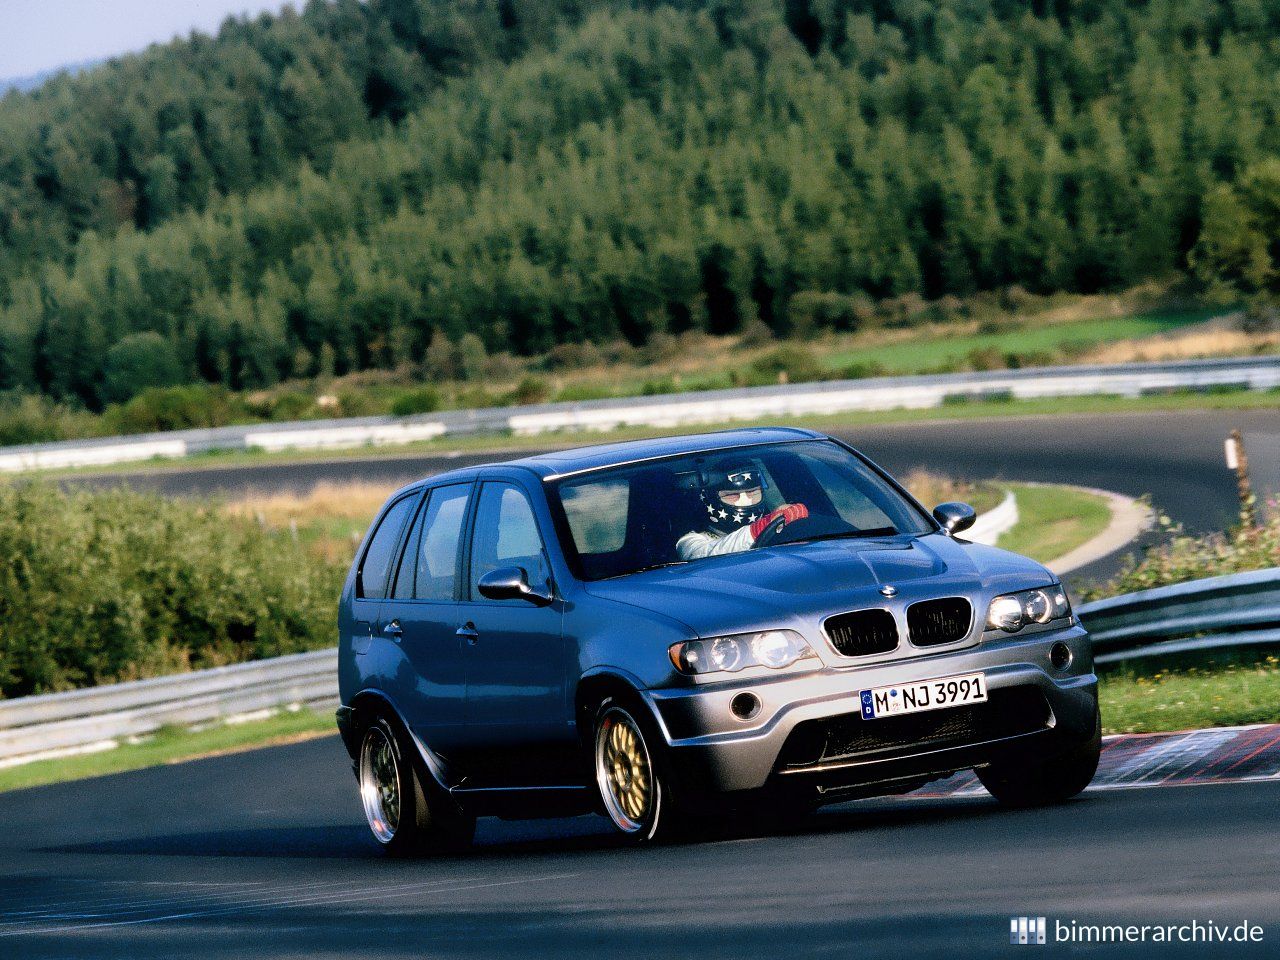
[933,501,977,535]
[476,566,554,607]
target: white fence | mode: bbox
[1,356,1277,472]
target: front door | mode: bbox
[455,481,571,785]
[378,482,472,764]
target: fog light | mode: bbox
[1050,642,1073,671]
[730,692,761,721]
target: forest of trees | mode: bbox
[0,0,1277,410]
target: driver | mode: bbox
[676,461,809,560]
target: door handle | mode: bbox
[456,621,479,645]
[383,619,403,639]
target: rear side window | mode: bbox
[393,484,471,601]
[358,495,416,599]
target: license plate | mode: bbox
[859,672,987,719]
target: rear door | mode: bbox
[377,482,473,760]
[347,491,418,659]
[454,479,571,785]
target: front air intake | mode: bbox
[907,597,973,646]
[823,609,899,658]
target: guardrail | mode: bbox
[1,356,1277,472]
[0,649,337,766]
[1077,568,1280,664]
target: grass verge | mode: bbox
[1099,656,1280,735]
[0,708,335,793]
[998,484,1113,565]
[821,308,1218,373]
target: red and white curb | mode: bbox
[913,723,1280,798]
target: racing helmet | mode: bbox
[698,461,768,534]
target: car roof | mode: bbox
[398,427,827,492]
[506,427,824,479]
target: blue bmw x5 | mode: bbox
[336,428,1100,852]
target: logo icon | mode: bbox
[879,585,898,597]
[1010,917,1047,945]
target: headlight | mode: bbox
[985,586,1071,633]
[669,630,816,675]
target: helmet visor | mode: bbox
[717,486,762,507]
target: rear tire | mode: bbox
[592,697,688,843]
[976,707,1102,808]
[358,714,475,856]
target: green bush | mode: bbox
[640,377,678,395]
[1093,508,1280,600]
[102,384,244,434]
[0,392,102,446]
[838,360,888,380]
[506,375,552,406]
[745,346,826,385]
[454,386,505,408]
[0,484,345,699]
[555,383,616,402]
[456,333,489,382]
[335,390,381,417]
[788,291,877,333]
[966,347,1007,371]
[1004,350,1057,369]
[100,332,184,405]
[267,390,319,421]
[735,317,775,347]
[390,386,441,416]
[542,342,604,371]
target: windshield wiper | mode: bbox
[786,527,899,545]
[607,561,689,579]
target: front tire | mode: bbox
[976,707,1102,807]
[358,714,475,856]
[593,698,684,843]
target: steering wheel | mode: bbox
[750,513,858,549]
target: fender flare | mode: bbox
[340,689,456,792]
[574,666,675,746]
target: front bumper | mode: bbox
[645,624,1097,800]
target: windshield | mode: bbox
[547,440,935,581]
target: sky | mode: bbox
[0,0,294,82]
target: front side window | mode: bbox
[358,494,416,599]
[469,483,550,596]
[548,440,934,581]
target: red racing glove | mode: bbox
[750,503,809,539]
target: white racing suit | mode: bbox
[675,523,757,561]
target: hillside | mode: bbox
[0,0,1278,409]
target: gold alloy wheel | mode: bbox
[359,725,401,844]
[595,706,657,834]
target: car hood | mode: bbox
[583,533,1054,641]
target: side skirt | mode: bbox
[450,784,597,820]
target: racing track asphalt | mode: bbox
[1,733,1278,959]
[68,407,1280,586]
